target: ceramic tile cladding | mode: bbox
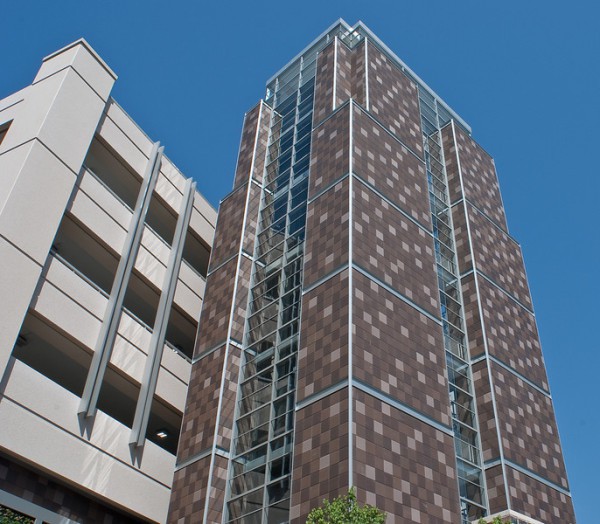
[303,178,349,288]
[366,41,423,155]
[0,456,141,523]
[195,258,237,355]
[484,465,508,515]
[205,455,229,524]
[478,276,549,390]
[177,346,225,461]
[442,124,508,231]
[471,360,501,462]
[451,202,473,276]
[209,185,247,269]
[505,467,576,523]
[351,39,367,105]
[490,361,569,490]
[460,273,486,359]
[352,271,451,426]
[353,389,461,523]
[297,270,349,403]
[251,104,273,185]
[352,106,430,225]
[233,103,268,189]
[289,388,349,523]
[168,456,210,523]
[467,203,532,309]
[309,104,350,198]
[214,344,242,451]
[313,41,335,126]
[353,183,439,317]
[231,255,253,343]
[242,180,264,256]
[335,40,353,106]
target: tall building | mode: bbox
[169,20,575,524]
[0,40,216,522]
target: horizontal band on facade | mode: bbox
[312,97,353,130]
[485,458,571,497]
[307,172,350,205]
[302,263,442,326]
[352,264,442,325]
[218,178,251,206]
[206,253,239,278]
[450,197,515,243]
[302,264,349,295]
[355,380,453,435]
[294,379,453,436]
[350,99,425,164]
[353,174,433,236]
[175,446,231,472]
[460,268,535,316]
[295,380,349,411]
[471,354,551,397]
[192,338,243,364]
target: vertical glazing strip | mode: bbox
[450,120,510,513]
[203,101,266,524]
[418,89,488,522]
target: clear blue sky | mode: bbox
[2,1,598,521]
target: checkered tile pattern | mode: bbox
[353,389,462,523]
[0,455,138,523]
[168,455,210,524]
[352,271,450,425]
[453,202,533,309]
[442,124,508,231]
[289,388,350,523]
[506,466,576,523]
[484,465,508,515]
[353,181,439,317]
[195,258,237,355]
[309,104,350,198]
[297,270,349,402]
[233,103,271,189]
[491,361,569,490]
[352,105,430,225]
[336,39,353,105]
[352,39,367,106]
[210,185,247,270]
[478,276,548,390]
[313,41,335,126]
[366,42,423,156]
[471,359,501,462]
[303,178,350,288]
[177,346,226,462]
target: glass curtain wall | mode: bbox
[225,26,345,524]
[419,88,489,522]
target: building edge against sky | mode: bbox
[169,19,576,524]
[0,40,216,522]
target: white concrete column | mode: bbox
[0,39,117,379]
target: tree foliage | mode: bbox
[478,518,507,524]
[0,506,34,524]
[306,489,386,524]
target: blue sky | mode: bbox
[3,1,598,521]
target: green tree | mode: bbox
[306,488,386,524]
[478,518,506,524]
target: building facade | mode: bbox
[0,40,216,523]
[169,20,575,524]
